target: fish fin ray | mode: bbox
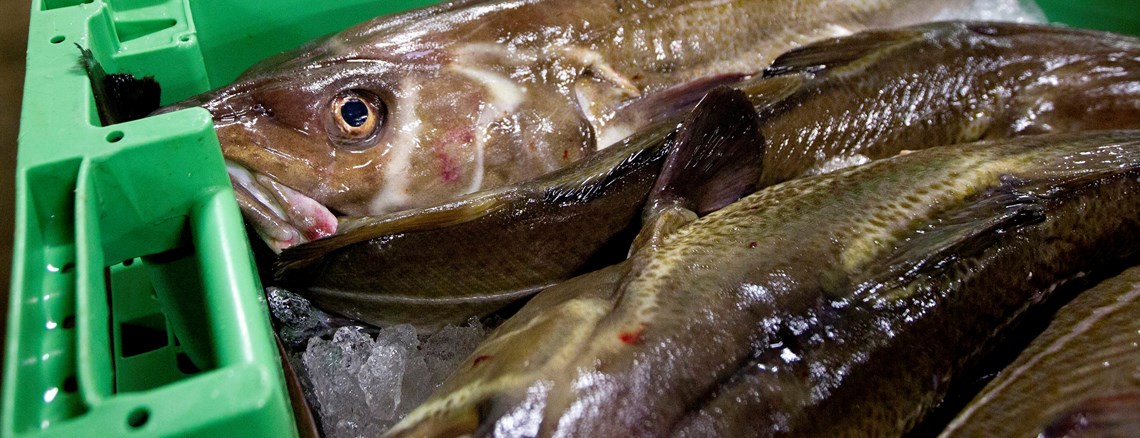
[628,86,764,255]
[647,86,765,217]
[78,44,161,125]
[848,144,1140,303]
[763,27,924,78]
[844,183,1049,303]
[732,73,810,112]
[603,73,756,137]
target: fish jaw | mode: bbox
[227,160,337,252]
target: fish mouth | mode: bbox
[226,160,338,252]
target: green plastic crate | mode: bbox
[1037,0,1140,36]
[3,0,439,436]
[4,0,1137,437]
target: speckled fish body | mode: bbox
[157,0,967,250]
[940,265,1140,438]
[275,87,766,330]
[387,131,1140,437]
[274,21,1140,330]
[751,20,1140,186]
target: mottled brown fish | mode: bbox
[940,265,1140,437]
[157,0,968,250]
[275,21,1140,329]
[275,87,765,329]
[386,131,1140,437]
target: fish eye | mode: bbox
[329,90,385,148]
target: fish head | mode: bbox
[159,26,593,251]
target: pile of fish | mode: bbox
[155,0,1140,436]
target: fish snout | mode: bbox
[227,160,337,251]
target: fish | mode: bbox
[274,21,1140,329]
[1040,392,1140,438]
[385,130,1140,437]
[939,264,1140,437]
[275,86,767,330]
[155,0,969,250]
[753,20,1140,186]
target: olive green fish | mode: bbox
[387,131,1140,437]
[157,0,968,251]
[275,21,1140,329]
[940,265,1140,437]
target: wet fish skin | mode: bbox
[275,87,766,330]
[276,21,1140,330]
[939,265,1140,437]
[387,131,1140,437]
[752,20,1140,186]
[1041,392,1140,438]
[157,0,965,250]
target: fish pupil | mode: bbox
[340,99,369,127]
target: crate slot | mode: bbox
[5,161,89,432]
[41,0,90,11]
[118,314,168,358]
[115,18,178,43]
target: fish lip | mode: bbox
[225,159,338,252]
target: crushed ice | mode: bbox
[267,287,487,437]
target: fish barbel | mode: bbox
[157,0,966,250]
[275,21,1140,329]
[387,130,1140,437]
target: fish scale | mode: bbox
[389,131,1140,437]
[158,0,968,251]
[277,20,1140,332]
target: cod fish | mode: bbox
[940,265,1140,437]
[387,131,1140,437]
[156,0,967,250]
[276,87,765,329]
[274,21,1140,329]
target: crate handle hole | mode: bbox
[106,131,124,143]
[50,35,65,44]
[127,408,149,428]
[62,375,78,393]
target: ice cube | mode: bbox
[297,321,488,437]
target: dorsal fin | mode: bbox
[763,27,925,78]
[631,86,765,253]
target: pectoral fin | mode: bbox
[632,86,765,253]
[844,185,1048,302]
[847,144,1140,303]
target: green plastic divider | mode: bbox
[4,0,440,436]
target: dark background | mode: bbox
[2,0,32,362]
